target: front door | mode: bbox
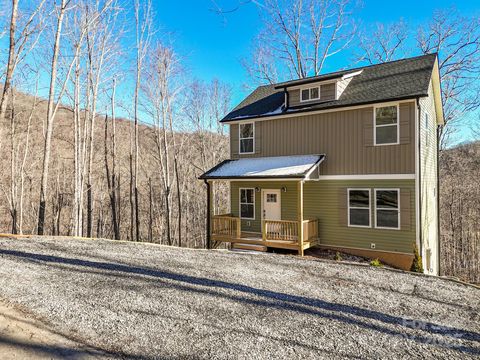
[262,189,281,220]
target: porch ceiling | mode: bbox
[199,154,325,180]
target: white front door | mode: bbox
[262,189,281,220]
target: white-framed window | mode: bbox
[239,122,254,154]
[300,86,320,102]
[374,104,399,145]
[348,188,371,228]
[239,188,255,220]
[374,189,400,230]
[425,113,429,147]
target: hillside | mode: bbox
[439,141,480,283]
[0,236,478,359]
[0,89,229,247]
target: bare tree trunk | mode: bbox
[38,0,67,235]
[106,79,120,240]
[148,178,153,242]
[9,93,18,234]
[0,0,19,143]
[175,158,181,247]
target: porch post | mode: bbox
[205,180,211,250]
[297,180,304,256]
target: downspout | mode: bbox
[204,179,211,250]
[416,98,423,257]
[283,87,289,111]
[436,125,441,274]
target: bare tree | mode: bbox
[132,0,152,241]
[244,0,356,85]
[357,20,409,64]
[37,0,70,235]
[0,0,46,148]
[417,10,480,148]
[143,43,181,246]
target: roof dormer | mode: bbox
[276,70,363,109]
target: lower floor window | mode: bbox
[240,188,255,219]
[375,189,400,229]
[348,189,371,227]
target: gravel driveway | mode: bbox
[0,236,478,359]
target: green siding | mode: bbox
[230,181,298,232]
[229,179,416,254]
[304,180,416,254]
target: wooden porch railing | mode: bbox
[303,219,318,241]
[263,220,298,241]
[212,214,241,238]
[211,215,319,246]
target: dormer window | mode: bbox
[300,86,320,102]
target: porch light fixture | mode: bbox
[255,187,260,192]
[281,186,287,193]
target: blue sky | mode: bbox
[154,0,480,108]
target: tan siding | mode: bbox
[304,180,416,254]
[231,101,415,174]
[320,83,335,100]
[419,80,439,274]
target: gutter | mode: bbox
[220,94,429,123]
[283,87,289,111]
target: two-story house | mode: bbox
[200,54,443,274]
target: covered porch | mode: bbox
[211,214,319,254]
[200,154,325,255]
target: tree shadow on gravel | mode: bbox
[1,248,479,356]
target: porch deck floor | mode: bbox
[212,231,318,251]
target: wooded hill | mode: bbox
[440,141,480,283]
[0,89,229,248]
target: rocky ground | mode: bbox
[0,236,478,359]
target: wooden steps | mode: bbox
[232,243,268,252]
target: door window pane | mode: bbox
[266,194,277,203]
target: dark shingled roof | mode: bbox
[221,54,437,122]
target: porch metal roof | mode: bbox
[199,154,325,180]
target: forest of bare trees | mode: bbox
[0,0,479,282]
[0,0,230,248]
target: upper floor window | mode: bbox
[374,105,399,145]
[239,123,254,154]
[348,189,371,228]
[300,86,320,102]
[375,189,400,229]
